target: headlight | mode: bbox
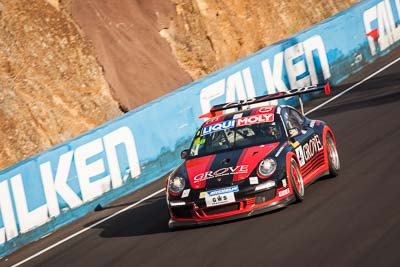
[168,176,185,194]
[258,158,277,177]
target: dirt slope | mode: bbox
[63,0,192,111]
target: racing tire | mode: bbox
[326,133,340,177]
[289,158,304,202]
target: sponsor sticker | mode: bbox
[249,176,259,185]
[199,192,206,199]
[258,106,274,113]
[181,189,190,198]
[233,113,243,119]
[201,119,235,136]
[193,137,206,145]
[290,141,300,148]
[295,134,323,167]
[207,185,239,196]
[236,114,274,127]
[204,116,223,126]
[278,188,290,197]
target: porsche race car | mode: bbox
[166,83,340,229]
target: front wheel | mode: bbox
[326,133,340,177]
[289,159,304,202]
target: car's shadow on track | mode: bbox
[84,194,294,238]
[84,195,172,237]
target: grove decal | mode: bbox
[193,165,249,183]
[295,135,324,167]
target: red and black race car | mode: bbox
[166,83,340,229]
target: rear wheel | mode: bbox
[289,159,304,202]
[326,133,340,177]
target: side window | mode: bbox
[281,108,291,130]
[282,107,305,138]
[289,109,305,128]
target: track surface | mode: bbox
[3,48,400,267]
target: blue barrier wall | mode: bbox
[1,0,400,256]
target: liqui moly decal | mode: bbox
[236,114,274,127]
[295,135,323,167]
[193,165,249,183]
[201,120,235,136]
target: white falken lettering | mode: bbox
[40,151,83,218]
[10,175,49,234]
[0,180,18,245]
[364,0,400,56]
[200,35,331,116]
[0,126,140,244]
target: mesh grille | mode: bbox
[203,203,240,215]
[254,189,276,204]
[171,207,193,219]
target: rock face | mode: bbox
[161,0,358,79]
[0,0,121,170]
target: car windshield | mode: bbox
[189,120,283,158]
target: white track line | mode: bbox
[11,188,165,267]
[12,55,400,267]
[305,56,400,115]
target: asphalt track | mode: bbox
[2,47,400,267]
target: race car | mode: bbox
[166,83,340,229]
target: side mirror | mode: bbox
[288,127,301,138]
[180,149,189,159]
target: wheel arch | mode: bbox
[323,125,336,145]
[285,151,299,192]
[322,125,336,168]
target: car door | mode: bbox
[282,107,319,168]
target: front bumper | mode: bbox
[168,193,295,229]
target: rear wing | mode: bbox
[199,82,331,119]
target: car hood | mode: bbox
[185,142,280,189]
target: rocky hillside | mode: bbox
[0,0,357,170]
[162,0,358,79]
[0,0,121,170]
